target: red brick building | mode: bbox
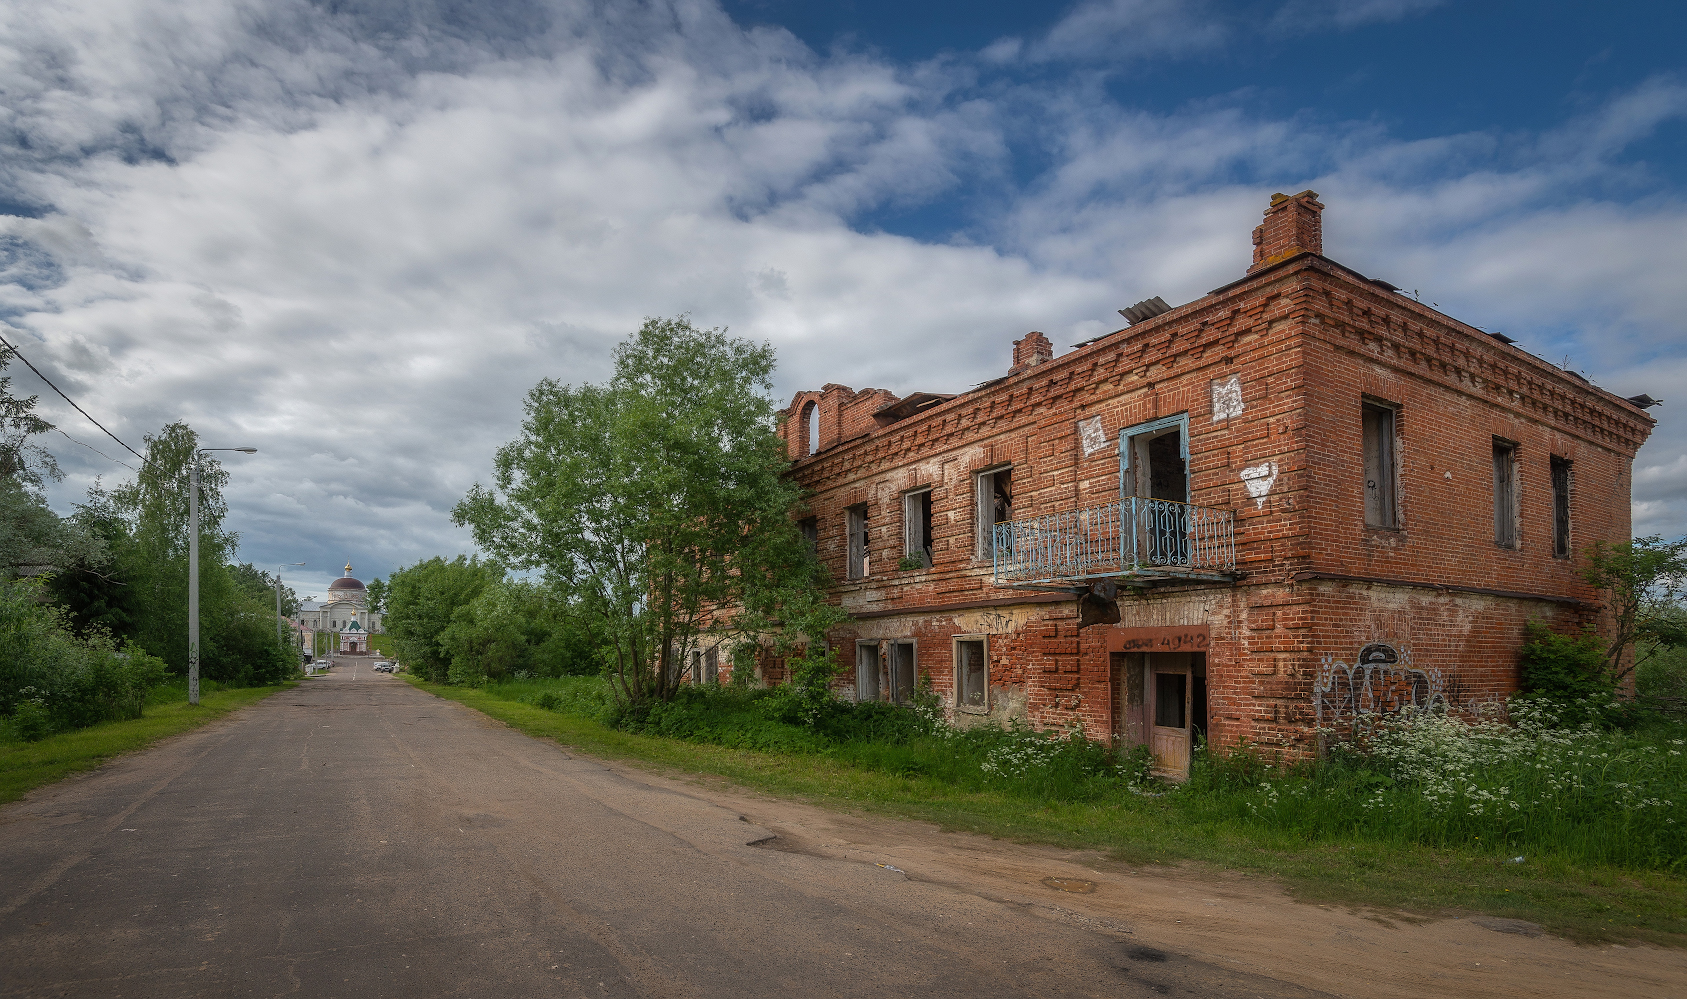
[747,192,1657,774]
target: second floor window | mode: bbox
[1362,402,1398,529]
[904,488,933,568]
[1493,439,1519,549]
[846,504,868,579]
[974,467,1013,559]
[1551,456,1572,558]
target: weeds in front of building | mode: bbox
[1195,701,1684,872]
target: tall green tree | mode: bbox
[47,484,136,636]
[365,576,387,616]
[383,556,502,681]
[0,344,61,490]
[0,346,105,582]
[65,422,296,686]
[453,316,842,707]
[228,562,299,617]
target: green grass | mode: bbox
[0,680,291,804]
[409,675,1687,947]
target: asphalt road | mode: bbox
[0,665,1327,998]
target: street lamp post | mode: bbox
[275,561,305,654]
[189,447,256,706]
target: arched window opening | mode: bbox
[804,402,820,456]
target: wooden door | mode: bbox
[1147,652,1193,777]
[1110,652,1147,747]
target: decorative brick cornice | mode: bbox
[1291,264,1654,455]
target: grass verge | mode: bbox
[408,675,1687,947]
[0,681,291,805]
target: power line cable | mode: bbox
[0,333,146,462]
[54,428,137,472]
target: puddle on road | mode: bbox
[1042,877,1097,894]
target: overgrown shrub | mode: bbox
[0,580,168,741]
[1517,621,1621,727]
[1520,621,1612,699]
[1637,642,1687,719]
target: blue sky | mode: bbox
[0,0,1682,595]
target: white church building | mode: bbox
[295,563,383,654]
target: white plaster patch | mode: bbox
[1077,415,1110,456]
[1240,461,1278,508]
[952,606,1041,634]
[1211,375,1244,421]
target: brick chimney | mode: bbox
[1010,331,1053,375]
[1248,190,1324,273]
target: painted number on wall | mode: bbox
[1107,626,1211,653]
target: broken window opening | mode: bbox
[1119,414,1190,502]
[1551,456,1572,559]
[690,650,704,684]
[856,642,880,702]
[974,467,1014,559]
[798,516,818,556]
[1144,431,1187,501]
[1154,671,1187,729]
[955,637,988,711]
[804,402,820,456]
[846,504,869,579]
[1493,439,1519,549]
[1362,402,1399,529]
[904,488,933,567]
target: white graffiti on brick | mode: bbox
[1239,461,1277,508]
[1211,375,1244,422]
[1077,415,1110,456]
[1313,643,1449,735]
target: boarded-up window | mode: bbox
[1362,403,1398,529]
[904,489,933,567]
[704,646,719,684]
[888,642,916,705]
[1494,440,1518,549]
[956,638,987,711]
[856,642,880,702]
[1551,456,1572,558]
[690,650,704,684]
[974,468,1013,559]
[846,504,868,579]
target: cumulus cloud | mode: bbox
[0,0,1680,593]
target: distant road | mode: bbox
[0,667,1326,998]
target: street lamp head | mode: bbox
[235,447,257,453]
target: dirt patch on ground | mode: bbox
[644,768,1685,999]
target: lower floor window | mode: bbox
[857,641,917,704]
[955,638,988,710]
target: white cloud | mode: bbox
[0,0,1681,594]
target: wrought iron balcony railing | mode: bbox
[991,497,1235,586]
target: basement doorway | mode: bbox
[1110,650,1207,779]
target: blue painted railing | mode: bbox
[991,497,1234,585]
